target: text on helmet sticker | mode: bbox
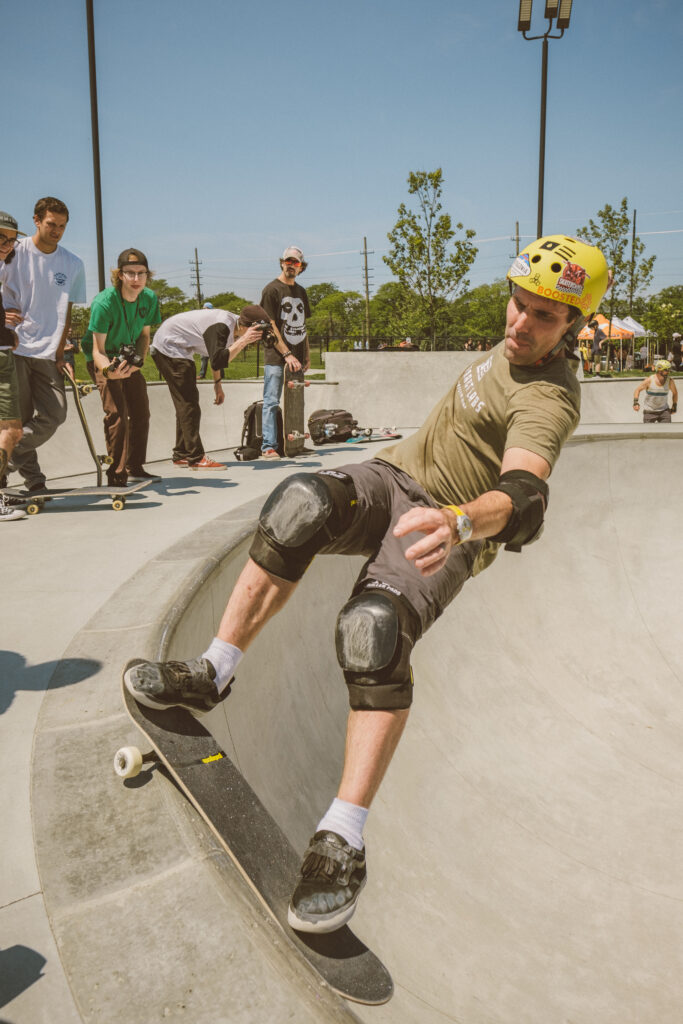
[555,261,590,297]
[510,253,531,277]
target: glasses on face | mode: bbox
[284,259,301,267]
[0,234,17,248]
[122,269,148,279]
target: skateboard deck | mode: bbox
[1,478,150,514]
[346,429,403,444]
[282,368,310,457]
[116,672,393,1005]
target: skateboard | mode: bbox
[2,478,150,514]
[346,428,403,444]
[282,367,310,457]
[115,671,393,1006]
[0,374,152,513]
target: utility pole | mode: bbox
[361,237,373,349]
[85,0,105,291]
[189,248,203,307]
[514,221,520,256]
[629,208,636,314]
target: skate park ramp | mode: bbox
[161,433,683,1024]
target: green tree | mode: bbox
[450,280,509,341]
[204,290,250,311]
[644,285,683,347]
[369,281,424,345]
[577,197,656,332]
[384,168,478,350]
[306,282,339,310]
[307,290,364,349]
[147,278,192,320]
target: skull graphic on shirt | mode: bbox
[280,297,306,346]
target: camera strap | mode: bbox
[117,290,141,347]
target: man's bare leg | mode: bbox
[337,708,410,808]
[215,557,298,651]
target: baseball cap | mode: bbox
[281,246,305,263]
[117,247,149,269]
[238,304,270,326]
[203,302,214,309]
[0,211,26,236]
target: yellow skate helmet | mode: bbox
[508,235,610,320]
[654,359,671,373]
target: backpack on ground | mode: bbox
[234,400,283,461]
[308,408,358,445]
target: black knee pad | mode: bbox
[249,471,357,581]
[335,588,420,711]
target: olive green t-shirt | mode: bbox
[88,286,161,357]
[377,342,581,573]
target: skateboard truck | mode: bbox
[286,380,310,390]
[287,430,310,441]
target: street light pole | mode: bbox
[517,1,573,239]
[85,0,105,292]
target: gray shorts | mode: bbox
[643,408,671,423]
[0,350,21,422]
[318,459,481,639]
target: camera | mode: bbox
[255,320,276,347]
[109,344,145,371]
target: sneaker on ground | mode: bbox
[262,449,281,460]
[0,496,27,521]
[189,456,225,469]
[287,830,367,934]
[123,656,227,714]
[126,467,159,481]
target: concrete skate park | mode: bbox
[3,351,683,1024]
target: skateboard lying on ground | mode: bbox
[1,375,153,513]
[282,367,311,457]
[115,670,393,1005]
[345,427,403,444]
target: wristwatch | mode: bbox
[445,505,473,544]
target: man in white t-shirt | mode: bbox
[0,197,86,492]
[150,304,278,468]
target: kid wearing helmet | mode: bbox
[633,360,678,422]
[125,235,611,937]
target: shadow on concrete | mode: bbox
[0,944,46,1007]
[0,651,101,715]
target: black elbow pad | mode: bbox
[489,469,549,553]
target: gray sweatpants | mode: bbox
[10,355,67,488]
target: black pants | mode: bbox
[151,350,205,464]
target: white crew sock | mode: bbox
[201,638,243,694]
[317,798,369,851]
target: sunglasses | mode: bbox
[0,233,17,248]
[284,259,302,266]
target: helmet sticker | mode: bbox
[510,253,531,277]
[555,261,590,297]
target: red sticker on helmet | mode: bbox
[555,261,589,297]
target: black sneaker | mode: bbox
[126,467,159,481]
[123,656,227,714]
[287,830,367,934]
[107,471,128,488]
[1,491,28,507]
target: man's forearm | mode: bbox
[454,490,514,542]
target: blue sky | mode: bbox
[3,0,682,305]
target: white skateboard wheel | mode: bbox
[114,745,143,779]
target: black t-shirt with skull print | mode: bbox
[260,279,311,366]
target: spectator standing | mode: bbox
[0,210,27,521]
[0,197,86,493]
[259,246,309,459]
[150,304,269,469]
[89,249,161,486]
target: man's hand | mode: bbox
[242,325,264,346]
[393,506,458,578]
[105,362,135,380]
[213,382,225,406]
[285,352,302,372]
[4,309,22,330]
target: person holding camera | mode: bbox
[259,246,309,459]
[150,304,272,469]
[89,249,161,487]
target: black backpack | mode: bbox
[234,400,284,461]
[308,408,358,445]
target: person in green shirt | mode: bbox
[124,235,611,936]
[88,248,161,486]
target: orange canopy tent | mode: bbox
[578,314,634,341]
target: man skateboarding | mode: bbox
[632,360,678,422]
[125,235,611,935]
